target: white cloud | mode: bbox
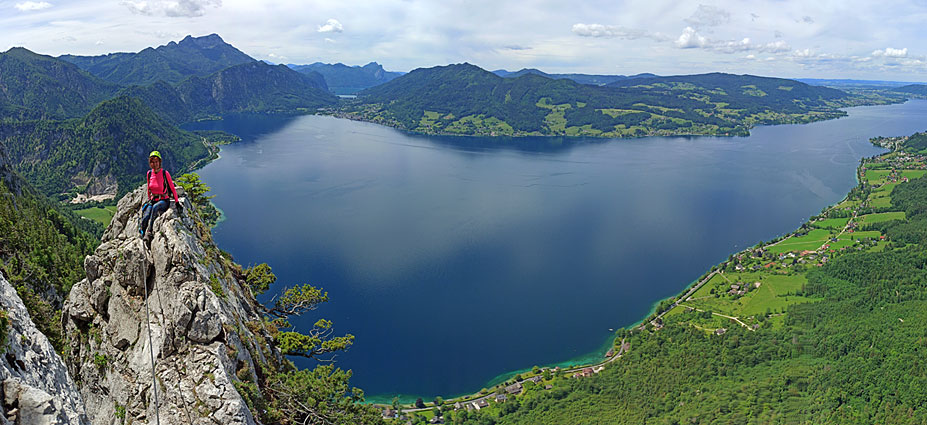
[684,4,731,28]
[758,40,790,53]
[94,40,104,45]
[571,23,669,42]
[793,48,814,57]
[572,23,637,39]
[675,26,709,48]
[318,18,343,33]
[122,0,220,18]
[324,37,336,43]
[14,1,52,11]
[872,47,908,58]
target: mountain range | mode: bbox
[891,84,927,96]
[0,96,207,198]
[2,31,927,425]
[0,47,118,120]
[347,63,861,137]
[59,33,255,86]
[288,62,404,94]
[121,61,337,124]
[492,68,658,86]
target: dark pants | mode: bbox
[140,200,170,235]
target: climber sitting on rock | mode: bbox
[139,150,182,241]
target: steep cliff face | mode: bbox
[1,272,88,425]
[63,186,280,424]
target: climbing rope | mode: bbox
[141,210,196,425]
[141,247,161,425]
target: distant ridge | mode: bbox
[492,68,657,86]
[288,62,404,94]
[0,47,119,120]
[798,78,922,88]
[121,61,338,124]
[59,34,255,86]
[350,63,855,138]
[890,84,927,96]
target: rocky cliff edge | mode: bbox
[1,271,88,425]
[63,185,280,424]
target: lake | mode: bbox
[190,100,927,401]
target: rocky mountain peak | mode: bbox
[63,185,279,424]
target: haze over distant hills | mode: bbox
[287,62,404,94]
[797,78,926,88]
[890,84,927,96]
[121,61,337,124]
[492,68,658,86]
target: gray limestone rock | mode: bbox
[63,185,273,425]
[0,273,88,425]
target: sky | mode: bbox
[2,0,927,81]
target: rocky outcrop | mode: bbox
[0,272,88,425]
[63,186,279,425]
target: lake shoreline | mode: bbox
[366,138,897,409]
[193,100,923,404]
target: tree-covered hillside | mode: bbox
[0,48,118,120]
[343,63,864,138]
[290,62,403,94]
[0,96,207,198]
[122,61,338,124]
[891,84,927,96]
[59,34,255,86]
[0,145,98,352]
[429,137,927,425]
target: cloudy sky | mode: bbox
[2,0,926,81]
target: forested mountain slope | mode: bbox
[0,48,118,120]
[0,143,98,353]
[122,61,338,124]
[59,34,255,86]
[437,134,927,424]
[343,63,865,138]
[0,96,207,198]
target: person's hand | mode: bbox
[175,202,183,215]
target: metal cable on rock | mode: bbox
[141,247,161,425]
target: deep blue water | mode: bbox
[189,100,927,401]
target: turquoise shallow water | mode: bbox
[189,100,927,401]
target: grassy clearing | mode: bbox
[75,206,117,226]
[688,272,811,318]
[901,170,927,180]
[869,192,893,208]
[769,229,832,254]
[865,169,892,185]
[812,217,849,229]
[857,212,905,225]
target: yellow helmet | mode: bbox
[149,150,161,160]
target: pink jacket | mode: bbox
[147,168,180,203]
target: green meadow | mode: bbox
[75,205,117,226]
